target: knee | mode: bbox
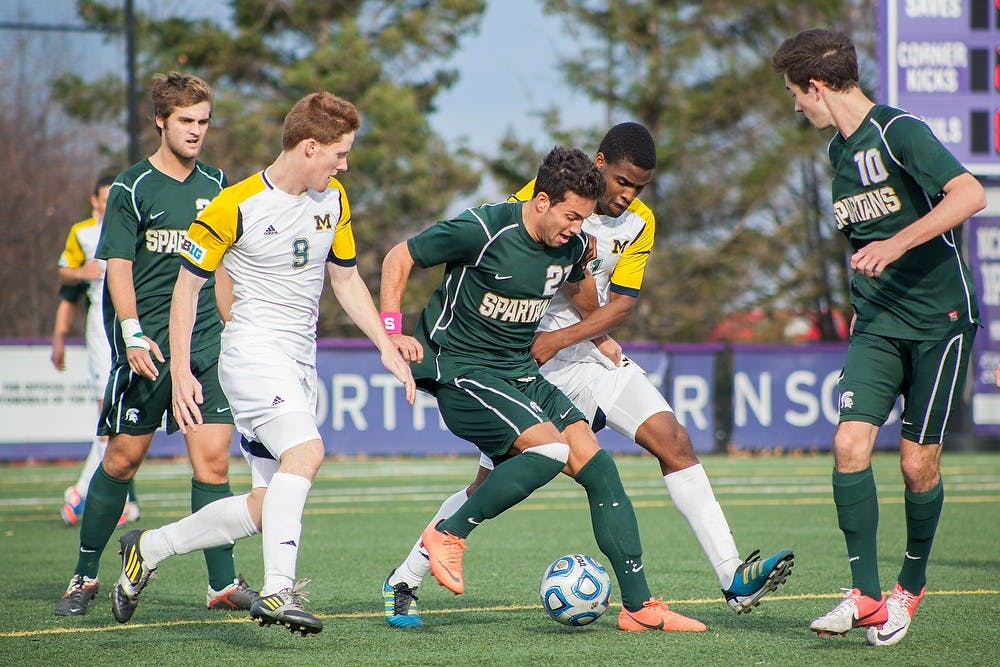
[637,414,699,474]
[899,456,938,491]
[832,429,872,472]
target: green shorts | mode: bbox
[839,327,976,444]
[419,370,585,457]
[98,345,233,436]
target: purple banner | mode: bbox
[969,216,1000,434]
[730,345,902,450]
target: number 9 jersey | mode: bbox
[179,169,357,361]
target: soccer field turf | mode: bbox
[1,451,997,666]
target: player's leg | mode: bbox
[868,328,973,646]
[111,452,264,624]
[420,375,569,594]
[54,430,153,616]
[384,459,490,627]
[181,349,248,608]
[248,416,325,635]
[219,346,326,634]
[811,332,901,636]
[558,419,705,632]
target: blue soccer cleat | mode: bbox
[383,571,423,628]
[723,548,794,614]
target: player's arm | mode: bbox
[105,257,164,379]
[58,259,104,285]
[50,296,78,371]
[851,172,985,277]
[327,261,415,405]
[380,241,424,363]
[214,263,234,323]
[169,267,209,433]
[532,276,635,366]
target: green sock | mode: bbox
[438,451,564,539]
[898,479,943,593]
[574,449,651,612]
[192,479,237,590]
[75,465,129,578]
[833,467,881,599]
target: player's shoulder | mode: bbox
[217,171,268,206]
[67,216,99,236]
[625,197,655,227]
[193,161,225,189]
[111,159,154,190]
[869,104,929,136]
[465,200,521,230]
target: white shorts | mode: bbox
[541,355,671,440]
[241,443,280,489]
[85,307,111,400]
[219,339,320,456]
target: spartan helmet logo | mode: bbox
[839,391,855,411]
[125,408,140,423]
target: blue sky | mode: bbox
[0,0,602,157]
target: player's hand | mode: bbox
[390,334,423,363]
[125,337,163,380]
[50,339,66,371]
[380,349,417,405]
[171,365,204,434]
[531,330,566,367]
[592,334,622,366]
[850,238,905,278]
[78,259,105,281]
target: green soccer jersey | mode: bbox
[407,201,588,383]
[829,105,980,340]
[97,159,226,358]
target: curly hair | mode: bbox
[533,146,606,205]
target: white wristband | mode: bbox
[121,318,150,350]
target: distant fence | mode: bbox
[1,338,996,462]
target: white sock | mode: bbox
[75,436,108,495]
[664,463,742,588]
[261,472,312,596]
[140,494,258,568]
[389,488,469,588]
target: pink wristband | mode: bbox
[381,311,403,335]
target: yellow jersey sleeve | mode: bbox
[507,179,535,203]
[609,201,655,295]
[57,218,94,268]
[328,178,357,266]
[179,188,242,276]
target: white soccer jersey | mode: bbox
[508,180,655,365]
[58,216,111,396]
[179,169,357,362]
[58,216,107,308]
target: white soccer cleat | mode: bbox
[809,588,886,637]
[866,583,924,646]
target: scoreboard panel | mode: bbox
[879,0,1000,175]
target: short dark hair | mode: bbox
[94,173,116,195]
[597,122,656,170]
[771,29,859,92]
[533,146,605,205]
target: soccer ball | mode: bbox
[60,485,85,526]
[539,554,612,626]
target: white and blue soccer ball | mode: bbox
[539,554,612,626]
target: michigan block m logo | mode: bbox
[314,213,333,231]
